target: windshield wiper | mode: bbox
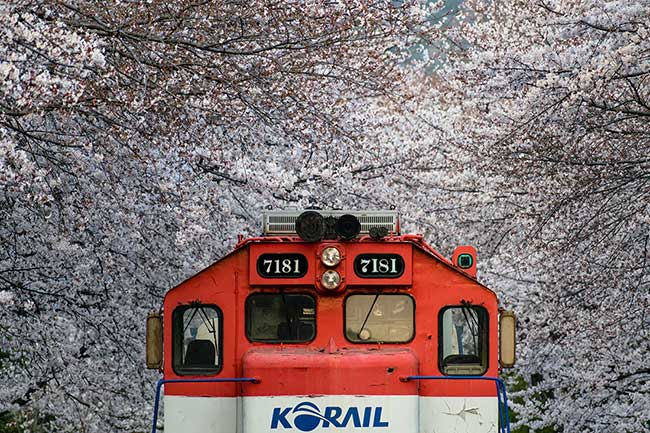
[183,308,200,335]
[460,300,479,351]
[197,307,217,345]
[279,290,296,338]
[357,294,380,339]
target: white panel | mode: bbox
[164,395,239,433]
[162,395,499,433]
[419,397,499,433]
[243,395,418,433]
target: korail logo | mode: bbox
[270,402,389,431]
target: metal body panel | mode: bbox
[163,395,498,433]
[245,394,418,433]
[242,347,418,396]
[164,395,240,433]
[419,396,499,433]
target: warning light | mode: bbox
[458,253,473,269]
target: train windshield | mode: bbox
[246,293,316,342]
[172,305,222,375]
[439,305,488,375]
[345,294,414,343]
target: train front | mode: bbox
[146,210,516,433]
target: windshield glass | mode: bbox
[345,294,414,343]
[439,305,488,375]
[172,305,221,375]
[246,293,316,342]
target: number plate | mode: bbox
[354,254,405,278]
[257,253,308,278]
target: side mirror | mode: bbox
[499,311,516,368]
[146,311,163,369]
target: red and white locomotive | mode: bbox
[146,210,516,433]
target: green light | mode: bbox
[458,253,473,269]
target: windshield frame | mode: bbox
[171,303,223,376]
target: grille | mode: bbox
[263,210,399,236]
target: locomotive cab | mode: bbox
[146,210,515,433]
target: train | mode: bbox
[146,210,516,433]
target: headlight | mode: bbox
[321,247,341,267]
[321,270,341,290]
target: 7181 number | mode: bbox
[257,253,307,278]
[262,258,301,275]
[354,254,404,278]
[359,257,399,274]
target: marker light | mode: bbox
[321,270,341,290]
[321,247,341,267]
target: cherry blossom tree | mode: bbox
[3,0,647,432]
[0,1,436,431]
[423,0,650,431]
[326,1,650,430]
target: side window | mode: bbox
[345,294,414,343]
[172,305,221,375]
[246,293,316,342]
[439,305,488,375]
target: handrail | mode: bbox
[150,377,260,433]
[400,375,511,433]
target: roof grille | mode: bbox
[263,210,399,236]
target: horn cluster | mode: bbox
[295,211,361,242]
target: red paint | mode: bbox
[162,236,500,399]
[241,347,419,396]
